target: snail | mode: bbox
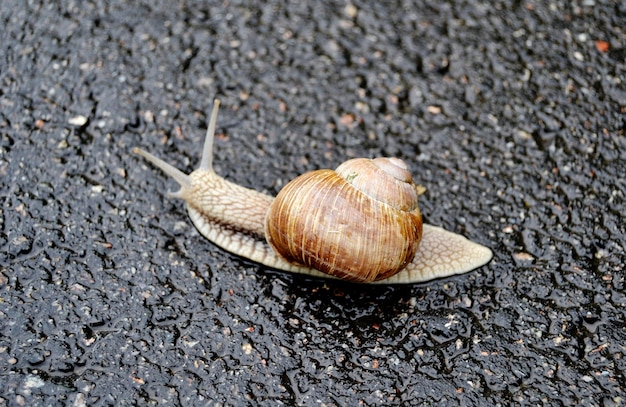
[133,100,493,284]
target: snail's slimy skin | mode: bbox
[134,100,493,284]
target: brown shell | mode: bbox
[264,158,423,282]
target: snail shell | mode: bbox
[265,158,423,282]
[133,100,493,284]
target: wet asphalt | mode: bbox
[0,1,624,406]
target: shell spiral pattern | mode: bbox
[265,158,423,282]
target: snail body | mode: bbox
[134,100,492,284]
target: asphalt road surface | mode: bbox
[1,1,624,405]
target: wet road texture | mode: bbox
[1,1,624,406]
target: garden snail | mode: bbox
[133,100,493,284]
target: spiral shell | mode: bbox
[264,157,423,282]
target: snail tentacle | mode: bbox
[132,147,191,197]
[199,99,220,171]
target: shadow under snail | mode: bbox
[134,100,493,284]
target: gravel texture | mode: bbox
[1,0,625,406]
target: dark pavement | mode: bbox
[1,1,624,405]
